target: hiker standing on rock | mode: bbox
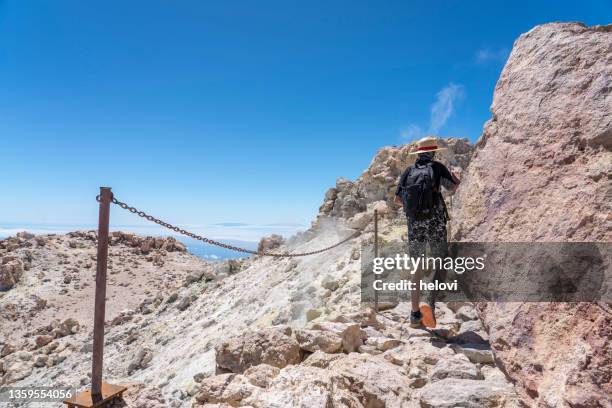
[394,136,460,328]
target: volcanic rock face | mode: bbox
[319,137,475,220]
[451,22,612,407]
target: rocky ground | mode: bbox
[0,231,203,340]
[190,304,518,408]
[1,196,523,407]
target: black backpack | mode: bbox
[399,162,436,220]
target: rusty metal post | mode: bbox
[92,187,112,397]
[373,209,379,313]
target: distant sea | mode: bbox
[0,222,305,261]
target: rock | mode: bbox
[257,234,285,254]
[419,378,516,408]
[193,372,208,383]
[52,318,80,337]
[451,23,612,407]
[213,260,241,277]
[17,351,32,361]
[186,382,201,397]
[305,308,323,322]
[358,344,382,355]
[162,237,186,252]
[80,343,93,353]
[430,353,482,381]
[35,335,53,348]
[33,354,48,367]
[176,295,192,311]
[107,382,167,408]
[321,275,339,291]
[455,305,478,321]
[347,212,372,230]
[1,343,16,358]
[3,361,33,384]
[368,200,390,217]
[195,373,254,405]
[127,348,153,374]
[52,349,71,365]
[383,344,412,367]
[310,322,366,353]
[327,353,413,406]
[451,343,495,364]
[215,326,301,374]
[331,308,384,330]
[184,268,215,286]
[365,336,403,352]
[0,259,24,290]
[294,329,343,354]
[16,231,35,240]
[301,350,345,369]
[243,364,280,388]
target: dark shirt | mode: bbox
[395,157,457,197]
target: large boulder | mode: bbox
[451,23,612,407]
[215,326,301,374]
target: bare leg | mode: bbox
[411,265,423,311]
[409,241,426,312]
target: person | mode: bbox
[394,136,460,328]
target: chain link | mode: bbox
[97,194,360,257]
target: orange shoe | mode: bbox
[420,304,436,328]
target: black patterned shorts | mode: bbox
[407,205,448,257]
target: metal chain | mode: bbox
[97,194,360,257]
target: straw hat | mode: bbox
[409,136,447,154]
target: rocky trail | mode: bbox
[188,303,518,408]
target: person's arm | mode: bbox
[438,163,460,193]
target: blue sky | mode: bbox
[1,1,609,240]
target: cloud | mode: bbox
[475,47,509,64]
[0,222,306,243]
[402,82,465,141]
[400,124,424,141]
[428,83,464,134]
